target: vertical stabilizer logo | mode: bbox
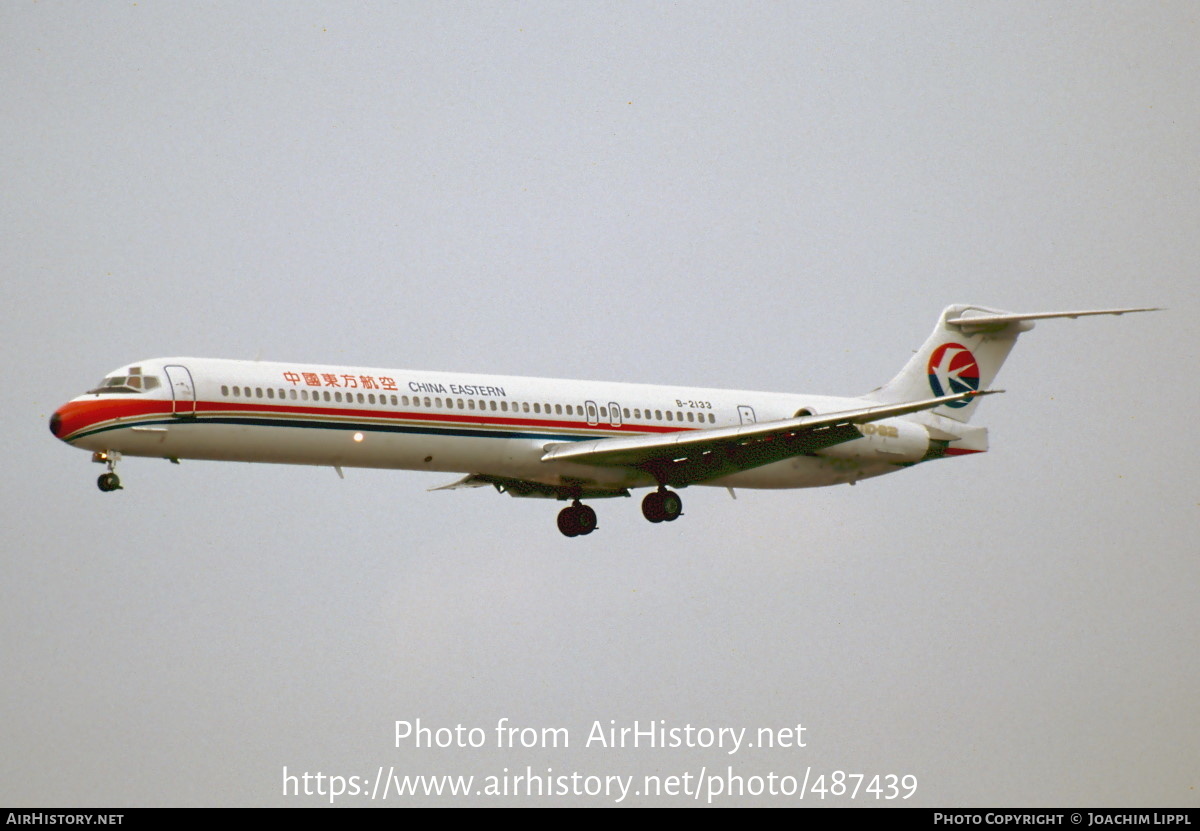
[927,342,979,407]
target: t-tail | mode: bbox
[866,304,1160,424]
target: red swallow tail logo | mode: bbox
[927,343,980,407]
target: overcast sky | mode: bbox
[2,1,1196,807]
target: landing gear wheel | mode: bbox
[659,489,682,521]
[97,472,122,492]
[642,488,682,523]
[557,508,580,537]
[557,502,597,537]
[642,491,665,523]
[576,504,597,535]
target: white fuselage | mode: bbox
[52,357,931,493]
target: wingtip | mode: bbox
[1109,306,1163,315]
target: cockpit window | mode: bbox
[87,367,161,395]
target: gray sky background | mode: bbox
[2,1,1196,807]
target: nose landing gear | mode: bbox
[93,451,123,492]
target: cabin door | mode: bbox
[164,365,197,417]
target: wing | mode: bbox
[540,389,997,487]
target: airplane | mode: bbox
[49,304,1156,537]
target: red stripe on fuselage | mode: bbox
[55,396,693,441]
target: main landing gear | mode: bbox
[555,488,684,537]
[93,451,122,492]
[641,487,683,523]
[557,501,598,537]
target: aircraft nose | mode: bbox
[49,408,65,440]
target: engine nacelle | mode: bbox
[816,418,930,463]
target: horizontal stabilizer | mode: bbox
[946,307,1160,332]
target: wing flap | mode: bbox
[431,473,629,500]
[428,474,493,491]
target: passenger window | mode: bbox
[666,411,673,421]
[221,385,229,396]
[687,411,694,422]
[555,404,562,415]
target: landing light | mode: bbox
[353,432,364,443]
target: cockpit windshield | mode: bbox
[86,366,161,395]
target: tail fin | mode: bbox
[866,304,1159,423]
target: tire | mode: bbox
[641,491,665,523]
[557,506,581,537]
